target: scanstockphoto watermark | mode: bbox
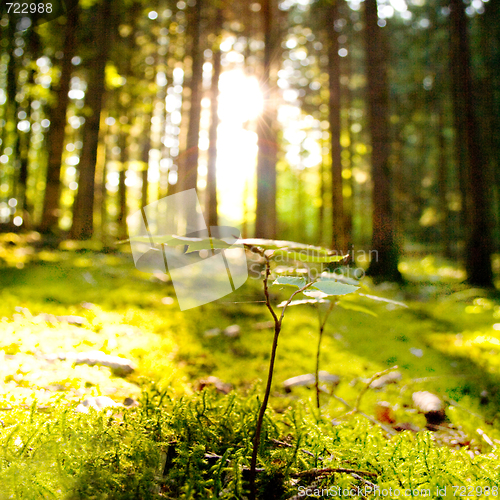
[296,484,481,497]
[248,261,367,282]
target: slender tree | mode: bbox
[449,0,494,287]
[179,0,203,193]
[325,0,344,252]
[364,0,402,282]
[70,0,114,240]
[39,8,78,234]
[255,0,278,239]
[206,4,224,228]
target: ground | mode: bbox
[1,233,500,498]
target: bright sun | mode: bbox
[209,70,264,225]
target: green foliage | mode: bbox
[1,390,499,499]
[1,243,500,497]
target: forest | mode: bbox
[0,0,500,498]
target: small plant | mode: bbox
[126,233,405,497]
[245,246,358,500]
[277,277,407,409]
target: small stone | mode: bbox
[75,396,121,413]
[369,371,402,389]
[204,328,221,338]
[410,347,424,358]
[223,325,241,338]
[46,351,135,376]
[283,372,340,393]
[412,391,446,425]
[123,397,139,407]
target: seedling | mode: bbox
[277,278,407,410]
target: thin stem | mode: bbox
[249,257,316,499]
[315,300,336,409]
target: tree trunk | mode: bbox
[364,0,402,282]
[179,0,203,193]
[39,7,78,234]
[254,0,277,239]
[317,155,325,246]
[116,132,128,241]
[326,0,344,252]
[70,0,114,240]
[205,6,223,228]
[437,98,452,259]
[449,0,494,287]
[141,121,151,209]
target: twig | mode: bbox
[444,397,484,420]
[477,428,496,448]
[269,438,320,459]
[315,301,336,409]
[292,467,377,478]
[353,366,399,412]
[250,256,318,499]
[350,472,378,489]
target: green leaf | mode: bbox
[273,277,307,288]
[277,298,327,308]
[303,290,328,299]
[271,249,347,263]
[312,280,359,296]
[240,238,347,262]
[184,238,234,253]
[357,293,407,308]
[338,302,378,317]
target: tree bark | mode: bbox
[179,0,203,193]
[116,132,128,241]
[437,98,452,259]
[205,6,223,228]
[255,0,278,239]
[364,0,402,282]
[326,0,344,252]
[449,0,494,287]
[70,0,114,240]
[39,7,78,234]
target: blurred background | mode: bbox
[0,0,498,285]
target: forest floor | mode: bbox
[1,232,500,498]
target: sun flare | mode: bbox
[210,70,264,225]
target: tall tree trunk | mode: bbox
[116,132,128,241]
[39,7,78,234]
[254,0,277,239]
[206,6,223,228]
[5,20,19,209]
[326,0,344,252]
[437,98,452,259]
[450,0,494,287]
[141,121,151,209]
[449,5,468,253]
[364,0,402,282]
[344,47,354,256]
[70,0,114,240]
[179,0,203,193]
[317,155,325,246]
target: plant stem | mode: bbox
[315,300,335,409]
[249,256,316,500]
